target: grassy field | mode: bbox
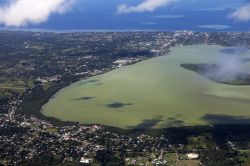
[239,150,250,166]
[45,127,58,133]
[42,45,250,129]
[0,78,34,94]
[177,160,200,166]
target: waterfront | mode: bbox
[42,45,250,129]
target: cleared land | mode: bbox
[0,78,34,98]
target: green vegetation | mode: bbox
[1,31,250,166]
[0,94,8,102]
[200,146,241,165]
[239,150,250,166]
[21,85,64,116]
[42,45,250,129]
[20,84,74,124]
[45,127,58,133]
[19,79,81,126]
[95,149,125,165]
[20,152,81,166]
[177,160,200,166]
[0,77,34,99]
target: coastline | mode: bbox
[39,45,250,128]
[16,31,250,130]
[20,55,160,128]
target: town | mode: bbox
[1,31,250,165]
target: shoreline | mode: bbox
[17,67,250,132]
[21,55,161,128]
[14,29,250,130]
[39,44,250,130]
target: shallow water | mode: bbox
[42,45,250,129]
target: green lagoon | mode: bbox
[42,45,250,129]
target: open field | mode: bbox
[177,160,200,166]
[45,128,58,133]
[0,78,34,94]
[42,45,250,129]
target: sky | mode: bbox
[0,0,250,31]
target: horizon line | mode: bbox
[0,28,247,33]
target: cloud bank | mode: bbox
[0,0,76,27]
[230,4,250,21]
[118,0,178,14]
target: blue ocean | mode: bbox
[2,0,250,32]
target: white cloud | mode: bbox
[193,8,225,11]
[151,14,184,18]
[0,0,76,27]
[118,0,178,14]
[197,24,231,30]
[230,4,250,21]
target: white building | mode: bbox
[187,153,199,159]
[80,157,93,164]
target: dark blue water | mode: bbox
[1,0,250,32]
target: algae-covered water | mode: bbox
[42,45,250,129]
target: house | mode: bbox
[187,153,199,160]
[80,157,93,164]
